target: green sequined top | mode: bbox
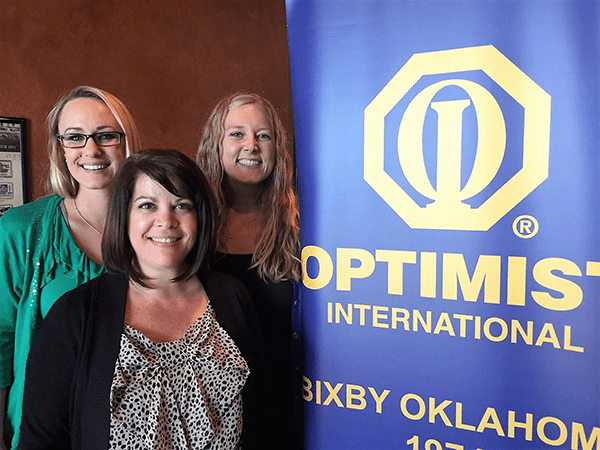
[0,195,104,449]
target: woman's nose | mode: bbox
[82,138,103,156]
[156,208,178,228]
[244,136,258,151]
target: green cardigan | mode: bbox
[0,195,104,449]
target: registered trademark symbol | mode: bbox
[513,215,539,238]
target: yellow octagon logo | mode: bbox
[364,45,551,231]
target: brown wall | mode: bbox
[0,0,293,201]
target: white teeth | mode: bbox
[150,237,179,243]
[83,164,109,171]
[238,159,260,166]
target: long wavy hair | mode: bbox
[196,92,300,282]
[46,85,141,198]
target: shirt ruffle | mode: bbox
[42,199,104,289]
[110,305,249,450]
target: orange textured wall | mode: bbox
[0,0,293,201]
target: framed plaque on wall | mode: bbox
[0,117,26,217]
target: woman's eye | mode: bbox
[138,202,154,210]
[65,134,84,142]
[96,133,114,141]
[175,202,193,211]
[257,133,272,140]
[229,131,242,138]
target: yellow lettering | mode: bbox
[413,309,432,333]
[477,407,505,436]
[323,381,344,407]
[585,261,600,277]
[369,387,391,414]
[337,248,375,291]
[400,393,426,421]
[537,416,567,446]
[335,302,352,324]
[372,305,389,328]
[433,312,455,336]
[445,444,464,450]
[302,376,313,402]
[508,410,533,441]
[375,249,416,295]
[511,319,533,345]
[507,256,527,306]
[443,254,501,304]
[302,245,333,290]
[474,315,481,339]
[532,258,582,311]
[421,252,437,298]
[571,422,600,450]
[453,314,473,337]
[346,384,366,410]
[316,380,321,404]
[483,317,508,342]
[428,397,453,427]
[455,402,476,431]
[354,304,372,326]
[564,326,584,353]
[392,308,410,330]
[535,323,561,349]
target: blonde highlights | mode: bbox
[196,93,300,282]
[46,86,141,198]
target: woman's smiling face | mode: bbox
[59,97,125,193]
[220,103,275,188]
[128,174,197,279]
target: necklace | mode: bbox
[73,198,103,235]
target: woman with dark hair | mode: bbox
[196,93,301,448]
[20,150,264,450]
[0,85,140,450]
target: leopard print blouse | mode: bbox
[108,304,250,449]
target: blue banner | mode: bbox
[286,1,600,449]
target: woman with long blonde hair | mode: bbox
[196,92,301,448]
[0,86,140,450]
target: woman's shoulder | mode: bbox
[202,268,248,295]
[47,272,128,319]
[63,272,127,299]
[0,196,63,253]
[201,269,255,318]
[0,195,61,228]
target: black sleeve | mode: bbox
[233,280,269,450]
[20,290,85,450]
[202,270,267,450]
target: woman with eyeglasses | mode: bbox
[0,86,140,450]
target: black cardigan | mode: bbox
[21,271,265,450]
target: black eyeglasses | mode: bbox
[57,131,124,148]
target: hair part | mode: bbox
[196,92,300,282]
[46,85,142,198]
[102,149,217,288]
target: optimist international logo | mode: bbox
[364,45,551,231]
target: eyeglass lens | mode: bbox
[59,132,122,148]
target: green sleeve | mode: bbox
[0,198,53,388]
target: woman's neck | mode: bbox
[126,276,207,343]
[72,188,112,231]
[227,179,262,213]
[129,275,202,302]
[222,180,264,254]
[65,187,112,264]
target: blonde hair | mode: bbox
[46,86,141,198]
[196,92,300,282]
